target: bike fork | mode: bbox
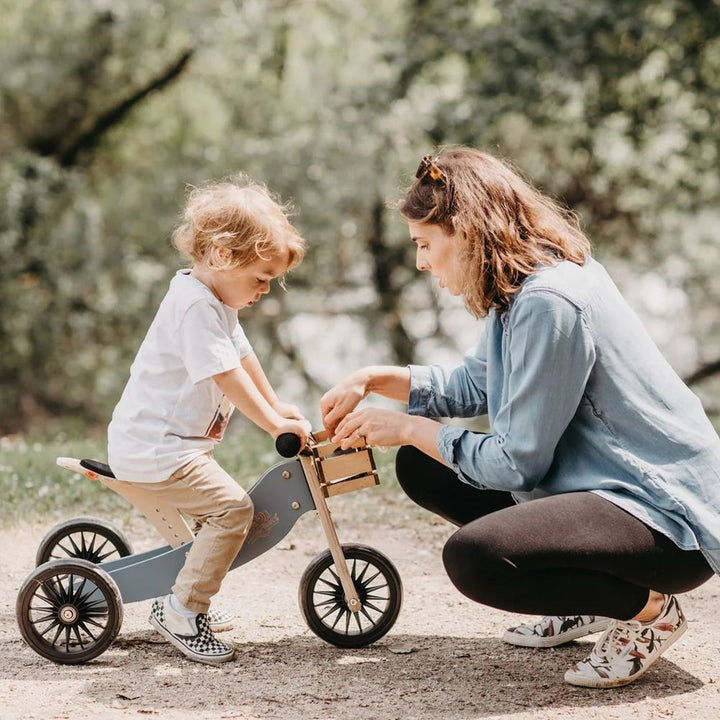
[299,455,362,613]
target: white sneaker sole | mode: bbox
[564,619,688,688]
[149,613,235,665]
[503,618,612,648]
[208,621,234,633]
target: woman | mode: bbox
[321,148,720,689]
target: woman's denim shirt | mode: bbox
[409,258,720,575]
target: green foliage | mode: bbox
[1,0,720,433]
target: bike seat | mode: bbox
[80,459,116,479]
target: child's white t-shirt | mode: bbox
[108,270,253,483]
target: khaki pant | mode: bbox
[138,453,254,613]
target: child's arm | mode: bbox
[240,352,306,421]
[213,366,310,440]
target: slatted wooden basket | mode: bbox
[308,430,379,497]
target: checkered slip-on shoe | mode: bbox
[565,595,687,688]
[503,615,612,648]
[149,596,235,665]
[207,607,235,632]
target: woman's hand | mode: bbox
[331,408,412,451]
[320,371,370,434]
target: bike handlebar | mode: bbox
[275,433,302,458]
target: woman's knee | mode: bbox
[442,526,516,603]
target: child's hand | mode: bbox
[272,400,306,422]
[274,418,312,450]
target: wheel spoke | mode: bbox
[93,537,111,556]
[77,582,103,606]
[37,583,57,603]
[364,593,389,604]
[353,610,364,633]
[362,600,385,614]
[43,577,66,605]
[49,623,64,648]
[80,533,88,557]
[38,619,61,638]
[80,616,108,630]
[30,603,56,614]
[353,561,370,585]
[56,542,76,557]
[86,533,98,558]
[331,608,347,631]
[30,595,56,610]
[69,576,88,604]
[77,620,98,642]
[80,597,110,612]
[72,625,86,649]
[63,625,72,653]
[55,575,72,604]
[320,603,344,623]
[361,569,382,586]
[96,548,117,562]
[314,597,341,608]
[360,607,378,626]
[67,534,82,557]
[30,612,58,624]
[317,576,340,590]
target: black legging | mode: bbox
[396,445,713,620]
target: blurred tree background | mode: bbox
[1,0,719,436]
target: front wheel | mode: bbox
[16,558,123,664]
[299,544,402,648]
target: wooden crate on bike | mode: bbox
[310,430,379,498]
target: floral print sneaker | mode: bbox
[149,596,235,665]
[503,615,611,648]
[564,595,687,688]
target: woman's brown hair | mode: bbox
[398,148,591,316]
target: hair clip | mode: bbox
[415,155,447,185]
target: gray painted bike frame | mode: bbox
[98,459,315,603]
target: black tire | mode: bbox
[35,517,133,566]
[16,558,123,664]
[299,544,402,648]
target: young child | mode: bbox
[108,177,310,664]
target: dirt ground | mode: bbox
[1,489,719,720]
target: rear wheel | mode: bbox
[16,558,123,664]
[35,517,133,566]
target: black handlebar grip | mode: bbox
[275,433,302,458]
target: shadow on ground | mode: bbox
[5,631,704,719]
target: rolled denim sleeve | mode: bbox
[440,290,596,492]
[408,326,489,418]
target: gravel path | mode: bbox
[2,490,719,720]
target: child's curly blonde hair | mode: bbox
[172,176,306,273]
